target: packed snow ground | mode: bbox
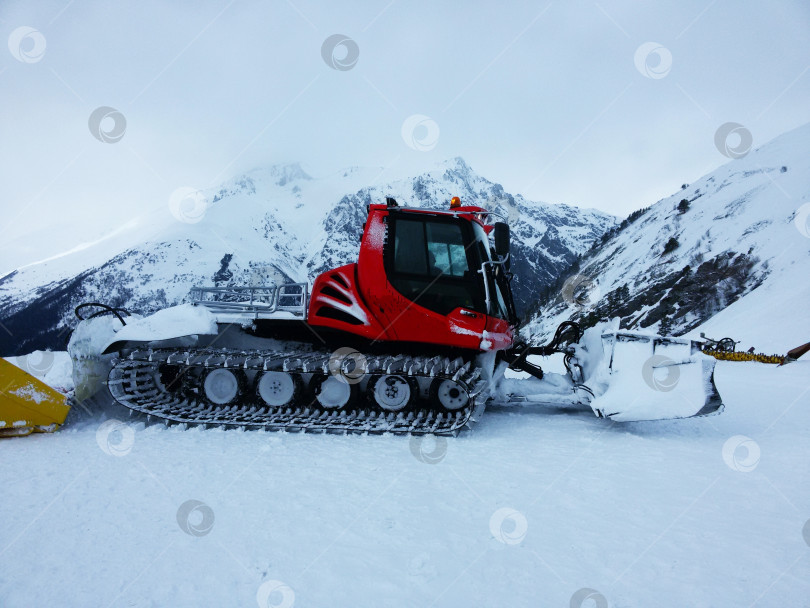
[1,360,808,607]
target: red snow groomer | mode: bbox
[71,197,723,435]
[306,196,516,353]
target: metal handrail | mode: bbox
[476,256,509,316]
[190,283,308,319]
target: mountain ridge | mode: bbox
[0,158,616,356]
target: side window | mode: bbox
[425,223,469,277]
[388,215,482,315]
[394,219,428,275]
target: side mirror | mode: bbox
[494,222,510,268]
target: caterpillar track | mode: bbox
[107,348,490,435]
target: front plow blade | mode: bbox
[587,331,723,422]
[0,358,70,437]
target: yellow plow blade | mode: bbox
[0,358,70,437]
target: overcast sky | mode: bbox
[2,0,809,272]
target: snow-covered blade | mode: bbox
[497,320,723,422]
[583,330,723,421]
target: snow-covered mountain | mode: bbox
[524,123,810,353]
[0,159,616,356]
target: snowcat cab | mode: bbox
[305,198,518,355]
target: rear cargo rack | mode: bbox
[190,283,309,320]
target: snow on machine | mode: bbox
[64,197,723,435]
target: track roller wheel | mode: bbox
[430,378,469,411]
[310,374,355,409]
[368,374,415,412]
[201,368,244,406]
[255,371,301,407]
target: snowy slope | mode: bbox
[0,159,615,356]
[685,266,810,353]
[525,123,810,353]
[0,360,807,607]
